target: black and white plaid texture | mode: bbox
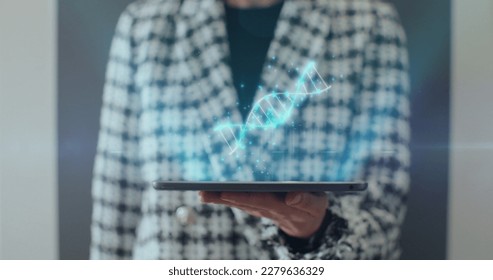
[91,0,410,259]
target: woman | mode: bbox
[91,0,410,259]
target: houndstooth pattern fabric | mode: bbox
[91,0,410,259]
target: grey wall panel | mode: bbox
[1,0,58,260]
[58,0,451,259]
[450,0,493,259]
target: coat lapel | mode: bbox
[179,0,332,181]
[178,0,252,181]
[247,0,333,179]
[258,0,332,96]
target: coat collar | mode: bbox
[177,0,332,181]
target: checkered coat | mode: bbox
[91,0,410,259]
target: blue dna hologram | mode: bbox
[214,62,332,154]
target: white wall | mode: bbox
[449,0,493,259]
[0,0,58,259]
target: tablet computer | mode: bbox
[152,181,367,192]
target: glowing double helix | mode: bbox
[214,62,331,154]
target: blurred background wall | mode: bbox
[449,0,493,259]
[57,0,134,260]
[0,0,58,259]
[392,0,451,259]
[0,0,492,260]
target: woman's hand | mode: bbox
[199,191,328,239]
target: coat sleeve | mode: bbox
[90,6,144,259]
[233,3,411,259]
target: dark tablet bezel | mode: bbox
[152,181,367,192]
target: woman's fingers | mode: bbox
[219,192,293,214]
[230,204,278,220]
[199,191,328,238]
[203,192,288,222]
[200,191,328,218]
[284,191,329,217]
[200,191,304,221]
[199,191,222,203]
[199,191,328,225]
